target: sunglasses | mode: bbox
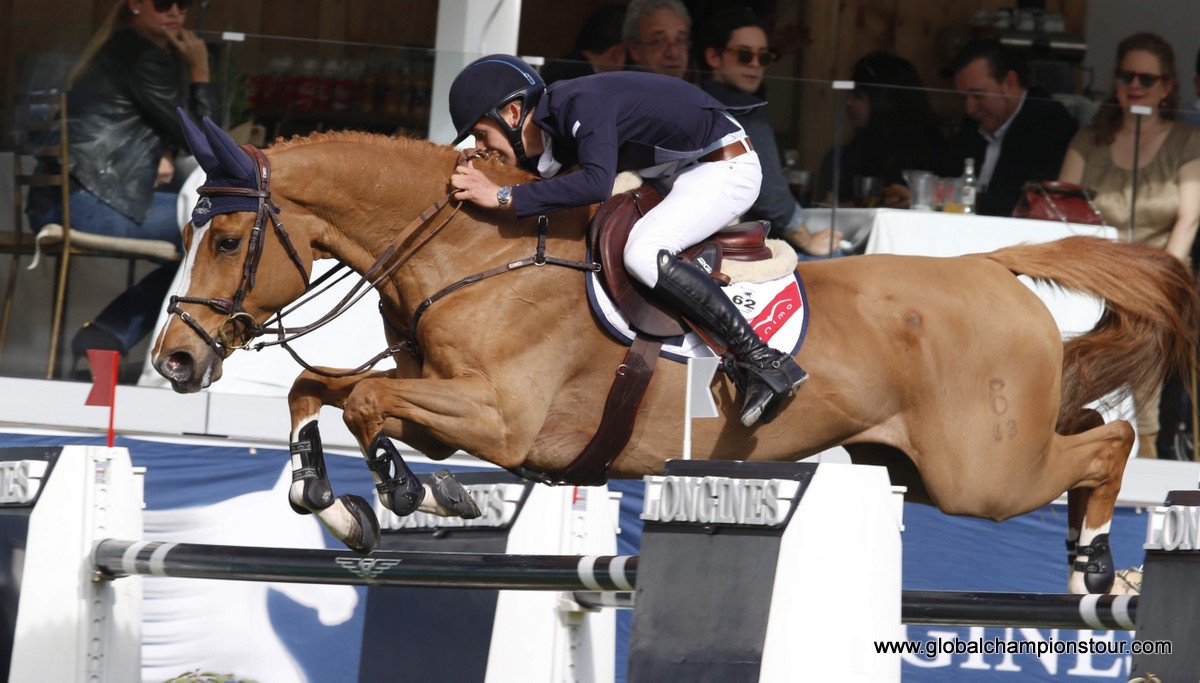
[1116,70,1164,87]
[150,0,193,12]
[725,47,777,68]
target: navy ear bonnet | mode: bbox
[178,108,277,227]
[449,54,545,145]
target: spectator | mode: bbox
[950,38,1078,216]
[25,0,212,372]
[1058,32,1200,457]
[697,6,841,258]
[541,4,627,85]
[1181,46,1200,126]
[815,50,955,206]
[624,0,691,80]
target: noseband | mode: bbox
[167,144,310,357]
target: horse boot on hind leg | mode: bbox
[290,420,382,554]
[365,432,482,519]
[653,251,807,427]
[1065,408,1118,592]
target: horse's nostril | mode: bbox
[160,351,195,382]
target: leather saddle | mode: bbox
[589,183,774,338]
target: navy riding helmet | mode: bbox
[449,54,545,173]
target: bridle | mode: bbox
[166,146,600,378]
[167,144,310,357]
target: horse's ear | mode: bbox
[178,108,218,175]
[202,116,257,185]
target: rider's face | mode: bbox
[467,101,522,166]
[468,117,518,166]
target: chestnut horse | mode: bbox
[153,119,1199,594]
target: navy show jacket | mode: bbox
[512,71,757,218]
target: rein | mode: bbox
[169,147,599,377]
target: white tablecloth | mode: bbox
[805,208,1118,337]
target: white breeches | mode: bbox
[623,151,763,288]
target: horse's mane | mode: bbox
[267,130,534,184]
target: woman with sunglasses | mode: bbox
[26,0,212,372]
[1058,32,1200,458]
[695,7,842,259]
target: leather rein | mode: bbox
[168,147,599,378]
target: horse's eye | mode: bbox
[215,237,241,254]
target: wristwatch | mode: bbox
[497,185,512,207]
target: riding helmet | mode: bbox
[449,54,545,171]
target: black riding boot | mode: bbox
[653,250,808,427]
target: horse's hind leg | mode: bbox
[1061,410,1104,577]
[1052,417,1135,593]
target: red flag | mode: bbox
[85,349,119,407]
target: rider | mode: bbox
[447,54,807,427]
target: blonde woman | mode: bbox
[1058,32,1200,457]
[27,0,213,366]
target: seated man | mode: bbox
[950,38,1078,216]
[623,0,691,80]
[541,4,627,85]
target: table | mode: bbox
[804,208,1118,337]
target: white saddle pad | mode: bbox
[585,268,809,364]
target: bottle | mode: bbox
[960,157,978,214]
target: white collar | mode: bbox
[537,130,562,177]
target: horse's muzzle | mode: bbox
[156,348,222,393]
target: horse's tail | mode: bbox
[982,236,1200,433]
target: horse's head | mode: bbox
[153,114,316,392]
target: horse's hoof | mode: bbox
[428,469,482,519]
[336,493,381,554]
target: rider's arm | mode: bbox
[511,93,618,217]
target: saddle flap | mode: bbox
[591,185,685,338]
[589,184,778,339]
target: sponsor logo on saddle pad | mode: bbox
[0,460,48,506]
[640,475,801,527]
[1144,504,1200,552]
[587,270,808,362]
[378,483,526,530]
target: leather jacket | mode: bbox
[58,28,214,222]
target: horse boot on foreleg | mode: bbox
[365,432,482,519]
[290,419,382,554]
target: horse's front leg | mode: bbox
[342,375,538,519]
[287,369,393,553]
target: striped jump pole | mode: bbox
[92,539,637,592]
[571,590,1140,632]
[901,590,1138,630]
